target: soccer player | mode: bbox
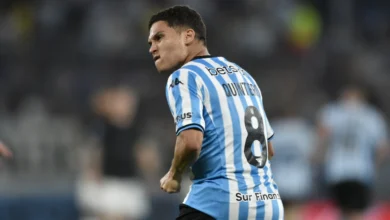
[148,6,284,220]
[270,109,315,220]
[316,85,389,220]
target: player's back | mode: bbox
[319,101,387,184]
[168,56,283,219]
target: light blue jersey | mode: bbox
[319,101,388,185]
[165,56,283,220]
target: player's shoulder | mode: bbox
[166,67,203,90]
[168,67,199,83]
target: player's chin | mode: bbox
[156,64,173,75]
[155,62,163,72]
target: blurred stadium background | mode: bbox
[0,0,389,219]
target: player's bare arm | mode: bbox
[160,129,203,193]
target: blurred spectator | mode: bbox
[315,85,389,220]
[271,106,316,220]
[135,136,181,220]
[77,86,150,220]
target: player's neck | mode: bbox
[185,46,210,64]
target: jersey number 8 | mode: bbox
[244,106,267,168]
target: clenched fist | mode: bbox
[160,171,181,193]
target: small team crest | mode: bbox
[170,78,183,88]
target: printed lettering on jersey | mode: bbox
[222,82,261,98]
[235,192,281,202]
[175,112,192,124]
[205,65,245,76]
[170,78,184,88]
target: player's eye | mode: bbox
[155,34,163,41]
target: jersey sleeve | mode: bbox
[166,69,205,136]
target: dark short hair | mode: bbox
[148,6,207,45]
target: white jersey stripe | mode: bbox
[166,75,177,128]
[194,74,206,129]
[177,70,193,129]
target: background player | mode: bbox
[315,85,389,220]
[148,6,282,220]
[271,107,315,220]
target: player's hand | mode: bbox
[0,142,12,159]
[160,171,181,193]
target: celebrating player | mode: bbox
[148,6,283,220]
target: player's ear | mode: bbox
[184,28,196,45]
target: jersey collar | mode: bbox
[191,55,216,61]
